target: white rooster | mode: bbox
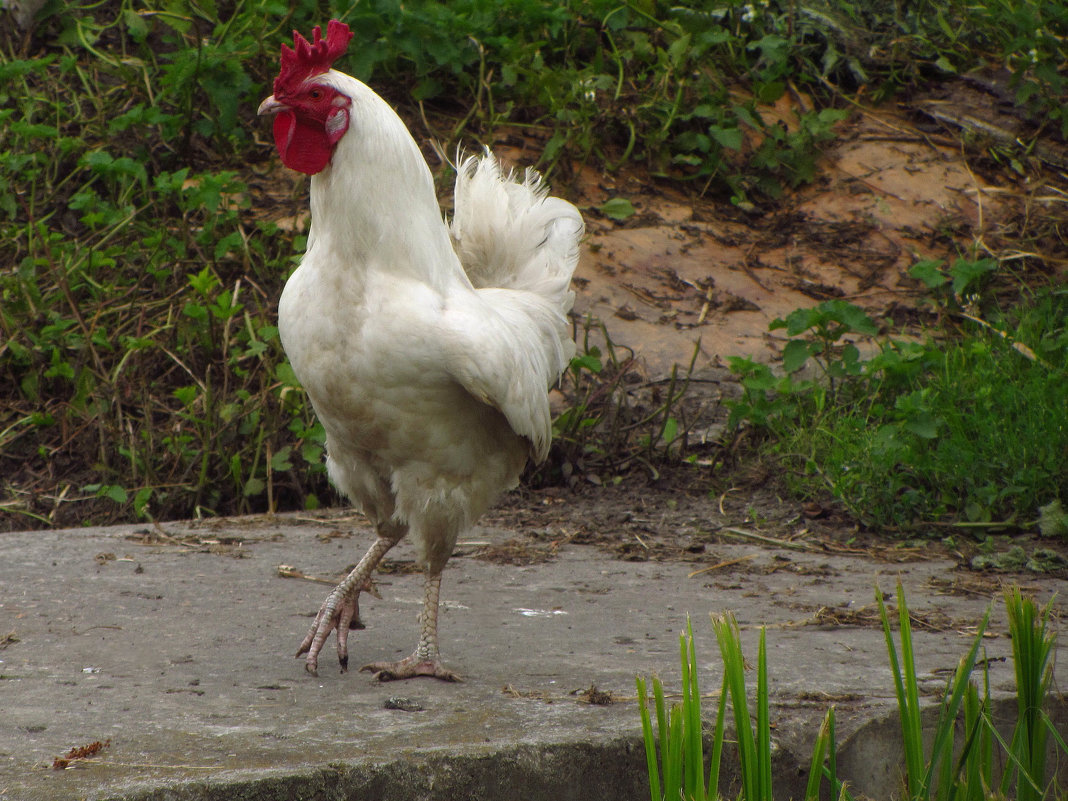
[257,20,583,681]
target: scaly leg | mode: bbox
[296,530,400,676]
[361,571,461,682]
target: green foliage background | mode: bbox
[1,0,1065,530]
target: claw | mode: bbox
[293,535,400,677]
[353,571,457,682]
[336,597,358,672]
[295,587,361,675]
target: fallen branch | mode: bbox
[717,527,820,552]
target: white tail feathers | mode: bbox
[450,150,583,313]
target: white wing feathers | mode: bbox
[444,151,584,462]
[442,291,571,463]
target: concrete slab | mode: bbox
[1,512,1064,800]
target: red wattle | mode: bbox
[273,111,334,175]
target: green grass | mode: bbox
[875,584,1063,800]
[2,0,1066,528]
[877,581,992,801]
[1002,587,1058,801]
[728,283,1068,534]
[639,586,1063,800]
[638,615,847,801]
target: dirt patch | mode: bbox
[560,104,1008,376]
[490,473,863,561]
[480,465,1068,594]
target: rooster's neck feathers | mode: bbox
[306,71,463,292]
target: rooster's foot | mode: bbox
[296,578,378,676]
[360,656,462,683]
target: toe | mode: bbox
[360,658,461,682]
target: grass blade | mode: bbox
[636,675,662,801]
[708,675,727,799]
[984,712,1044,797]
[679,619,706,800]
[896,583,927,797]
[1003,588,1055,801]
[757,627,772,800]
[959,665,993,801]
[877,583,925,798]
[827,706,849,801]
[653,675,670,795]
[805,707,833,801]
[921,606,990,797]
[665,704,683,798]
[713,612,758,801]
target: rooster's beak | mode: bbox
[257,95,286,116]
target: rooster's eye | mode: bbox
[309,88,323,100]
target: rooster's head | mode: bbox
[258,19,354,175]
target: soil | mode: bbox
[510,89,1010,376]
[493,474,1066,592]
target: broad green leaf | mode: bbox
[274,362,302,387]
[950,258,998,296]
[782,339,812,373]
[600,197,637,221]
[824,300,879,335]
[708,124,743,151]
[270,446,293,472]
[103,485,128,504]
[910,259,947,289]
[571,352,603,374]
[904,411,941,439]
[133,487,153,517]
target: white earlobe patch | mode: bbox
[325,107,349,143]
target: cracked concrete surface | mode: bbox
[2,514,1064,800]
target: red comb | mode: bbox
[274,19,353,94]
